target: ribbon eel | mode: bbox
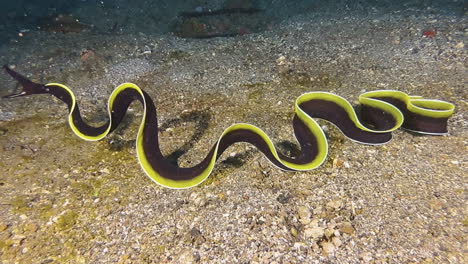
[2,65,455,189]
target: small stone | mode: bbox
[455,42,464,49]
[276,192,292,204]
[175,249,197,264]
[293,242,307,249]
[429,199,444,210]
[320,241,335,255]
[0,230,11,241]
[276,55,287,66]
[194,197,206,207]
[218,193,226,200]
[290,227,298,237]
[11,234,26,246]
[339,222,355,235]
[324,228,334,239]
[189,192,207,207]
[304,226,324,241]
[421,258,434,264]
[0,223,8,231]
[297,206,311,224]
[326,199,342,210]
[332,158,344,168]
[23,222,39,233]
[360,252,373,262]
[332,236,342,247]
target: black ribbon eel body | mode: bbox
[2,65,455,189]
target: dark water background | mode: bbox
[0,0,465,43]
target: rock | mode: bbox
[339,222,355,235]
[23,222,38,233]
[0,222,8,231]
[189,192,207,207]
[326,199,342,210]
[276,192,292,204]
[174,249,197,264]
[324,228,334,239]
[360,252,373,262]
[304,226,324,241]
[332,236,342,247]
[11,234,26,246]
[320,241,335,256]
[0,229,11,241]
[429,198,444,210]
[290,227,298,237]
[297,206,311,224]
[39,14,92,33]
[332,158,344,168]
[194,197,206,207]
[276,55,287,66]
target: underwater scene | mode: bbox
[0,0,466,263]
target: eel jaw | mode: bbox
[2,65,47,98]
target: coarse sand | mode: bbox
[0,4,466,264]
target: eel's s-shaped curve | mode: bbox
[2,65,455,189]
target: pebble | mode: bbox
[360,252,373,262]
[455,42,464,49]
[290,227,298,237]
[189,192,207,207]
[333,158,344,168]
[429,198,444,210]
[304,226,324,241]
[339,222,355,235]
[332,236,342,247]
[11,234,26,246]
[297,206,311,224]
[194,197,206,207]
[23,222,39,233]
[276,55,287,66]
[0,223,8,231]
[320,241,335,255]
[324,228,334,239]
[174,249,197,264]
[326,199,342,210]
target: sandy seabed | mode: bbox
[0,4,467,264]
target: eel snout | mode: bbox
[3,65,47,98]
